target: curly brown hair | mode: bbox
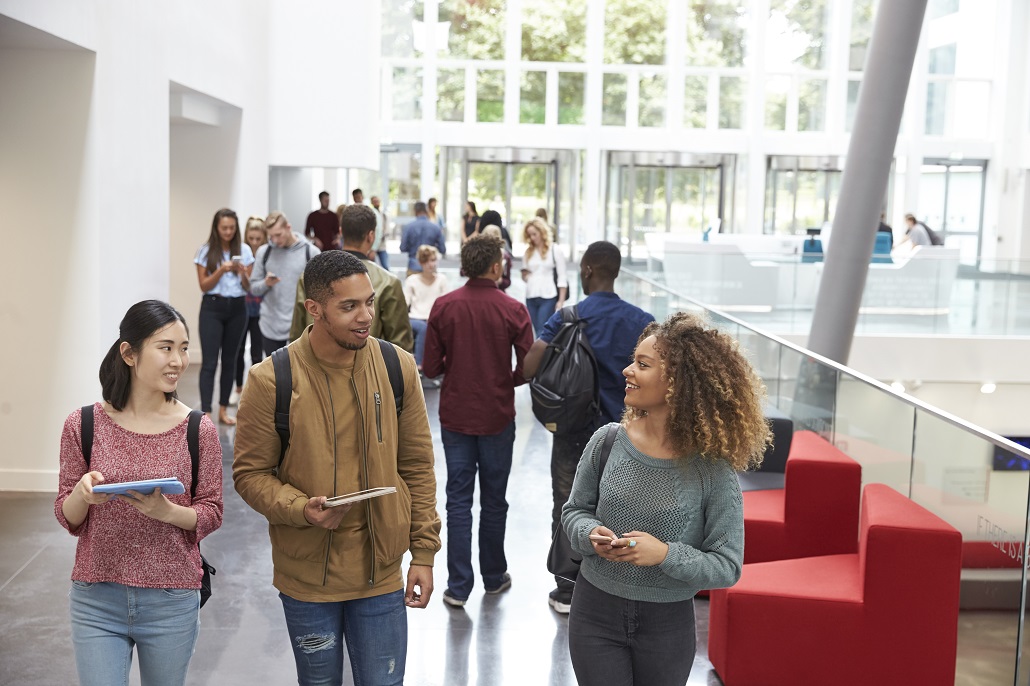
[461,234,503,278]
[624,312,771,470]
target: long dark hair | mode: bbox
[100,300,189,411]
[465,200,478,219]
[204,208,241,274]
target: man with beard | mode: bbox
[233,250,441,686]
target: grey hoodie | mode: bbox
[250,234,319,341]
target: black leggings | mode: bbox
[198,295,247,412]
[234,315,264,387]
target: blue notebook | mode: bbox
[92,477,186,496]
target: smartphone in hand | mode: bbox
[589,533,629,548]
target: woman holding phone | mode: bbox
[55,300,223,686]
[194,208,253,424]
[562,312,771,686]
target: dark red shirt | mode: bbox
[423,278,533,435]
[306,210,340,251]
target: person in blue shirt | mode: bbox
[193,208,254,425]
[400,201,447,276]
[524,240,655,614]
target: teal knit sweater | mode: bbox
[561,423,744,603]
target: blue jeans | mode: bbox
[279,590,407,686]
[526,296,558,335]
[442,422,516,600]
[377,250,390,270]
[410,319,427,368]
[69,581,200,686]
[568,576,696,686]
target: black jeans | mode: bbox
[234,315,264,387]
[198,295,247,412]
[568,576,696,686]
[552,429,595,596]
[262,337,288,358]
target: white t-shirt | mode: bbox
[524,245,568,300]
[404,273,450,320]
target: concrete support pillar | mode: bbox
[807,0,928,364]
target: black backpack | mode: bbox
[270,339,404,469]
[530,305,601,435]
[920,222,944,246]
[79,405,216,607]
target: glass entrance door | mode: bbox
[464,159,557,254]
[918,158,987,263]
[764,156,843,235]
[605,152,728,261]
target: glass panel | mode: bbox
[765,168,798,234]
[467,162,506,220]
[683,75,707,128]
[440,0,506,60]
[929,43,957,75]
[780,350,837,438]
[604,0,666,65]
[476,69,505,122]
[520,71,546,124]
[392,67,423,121]
[798,79,827,132]
[638,73,666,128]
[846,80,861,132]
[521,0,587,62]
[764,76,790,131]
[849,0,875,71]
[602,73,628,126]
[719,76,746,129]
[382,0,424,58]
[384,149,422,225]
[911,409,1023,685]
[835,376,915,493]
[632,167,667,252]
[558,72,586,124]
[917,164,947,230]
[669,167,719,237]
[685,0,747,67]
[794,170,824,230]
[511,164,549,232]
[736,330,782,404]
[437,68,465,122]
[925,81,949,135]
[928,0,959,20]
[766,0,830,70]
[946,165,985,234]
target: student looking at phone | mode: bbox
[561,313,771,686]
[55,300,223,686]
[194,208,253,425]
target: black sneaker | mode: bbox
[548,588,572,614]
[484,573,512,595]
[442,589,466,607]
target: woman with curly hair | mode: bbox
[562,312,771,686]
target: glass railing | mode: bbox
[619,267,1030,684]
[634,245,1030,337]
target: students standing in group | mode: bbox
[404,245,449,372]
[562,312,771,686]
[233,216,268,402]
[233,251,440,686]
[194,208,253,425]
[56,300,223,686]
[422,235,534,607]
[521,217,568,335]
[249,211,318,356]
[524,241,655,614]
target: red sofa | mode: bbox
[709,483,963,686]
[744,430,862,564]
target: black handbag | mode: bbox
[546,424,619,582]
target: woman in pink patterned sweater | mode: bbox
[54,300,223,686]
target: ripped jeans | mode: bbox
[279,590,407,686]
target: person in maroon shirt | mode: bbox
[305,191,340,251]
[422,234,533,607]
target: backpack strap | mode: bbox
[377,339,404,417]
[261,244,271,269]
[305,244,311,261]
[598,423,618,476]
[272,347,293,469]
[80,405,94,468]
[187,410,203,498]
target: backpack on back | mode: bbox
[921,222,944,246]
[530,305,600,435]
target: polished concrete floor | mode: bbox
[0,364,1022,685]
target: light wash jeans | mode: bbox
[410,318,428,368]
[69,580,200,686]
[279,589,407,686]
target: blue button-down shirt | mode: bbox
[399,217,447,272]
[539,291,655,424]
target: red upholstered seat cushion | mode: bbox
[961,540,1022,569]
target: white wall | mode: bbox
[267,0,380,169]
[268,167,316,240]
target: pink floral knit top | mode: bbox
[54,403,224,589]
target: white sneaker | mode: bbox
[228,388,242,406]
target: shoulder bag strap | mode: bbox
[80,405,94,468]
[272,347,293,469]
[262,244,272,269]
[598,423,618,477]
[377,339,404,417]
[187,410,203,498]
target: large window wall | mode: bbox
[380,0,1015,261]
